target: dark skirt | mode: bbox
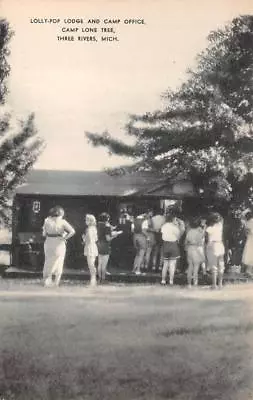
[97,240,111,255]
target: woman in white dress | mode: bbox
[242,210,253,275]
[42,206,75,287]
[82,214,98,287]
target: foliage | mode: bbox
[86,15,253,207]
[0,19,13,104]
[0,19,44,226]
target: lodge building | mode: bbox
[11,169,198,272]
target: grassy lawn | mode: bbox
[0,280,253,400]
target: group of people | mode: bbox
[41,204,253,289]
[131,208,225,289]
[42,206,122,287]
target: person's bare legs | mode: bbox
[169,259,177,285]
[161,259,169,284]
[161,259,177,285]
[211,265,218,289]
[87,255,97,286]
[187,259,194,287]
[144,245,153,270]
[97,255,102,281]
[133,249,145,273]
[98,255,109,282]
[193,262,200,287]
[218,257,225,289]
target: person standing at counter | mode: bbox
[205,212,225,289]
[132,212,149,274]
[161,211,185,285]
[97,212,122,283]
[185,217,206,288]
[150,208,166,271]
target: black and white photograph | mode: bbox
[0,0,253,398]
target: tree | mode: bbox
[0,19,44,225]
[86,15,253,209]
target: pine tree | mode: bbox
[0,19,44,225]
[86,15,253,207]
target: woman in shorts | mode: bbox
[161,211,185,285]
[185,217,206,288]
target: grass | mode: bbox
[0,280,253,399]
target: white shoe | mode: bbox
[44,278,52,287]
[90,279,97,287]
[54,277,61,286]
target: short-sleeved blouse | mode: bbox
[206,222,223,243]
[161,222,181,242]
[43,217,74,236]
[185,227,205,247]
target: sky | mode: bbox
[1,0,253,171]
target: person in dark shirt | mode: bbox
[112,209,134,270]
[97,212,122,283]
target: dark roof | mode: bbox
[16,169,166,197]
